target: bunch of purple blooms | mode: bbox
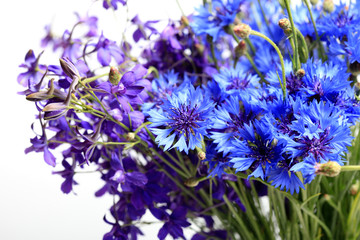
[18,0,360,239]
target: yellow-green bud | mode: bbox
[184,177,199,187]
[296,69,306,78]
[181,16,189,27]
[323,0,334,13]
[109,66,121,85]
[126,132,135,141]
[310,0,319,5]
[198,151,206,161]
[283,27,293,37]
[278,18,291,30]
[350,181,359,196]
[315,161,341,177]
[233,23,252,39]
[235,40,247,58]
[323,194,331,201]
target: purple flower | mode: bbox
[17,50,46,87]
[95,64,149,112]
[150,207,191,240]
[103,0,126,10]
[95,33,124,66]
[131,15,158,42]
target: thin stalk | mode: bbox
[302,0,326,60]
[228,181,264,240]
[284,0,300,70]
[250,30,287,98]
[245,52,268,84]
[223,194,254,240]
[210,41,219,70]
[230,28,267,83]
[82,73,108,84]
[257,0,274,39]
[150,148,188,178]
[341,165,360,171]
[151,157,206,208]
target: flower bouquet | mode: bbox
[18,0,360,239]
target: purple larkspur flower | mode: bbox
[103,0,126,10]
[96,64,149,112]
[17,50,46,87]
[131,15,158,42]
[95,33,124,66]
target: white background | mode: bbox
[0,0,200,239]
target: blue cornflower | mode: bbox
[267,157,305,194]
[190,0,242,41]
[290,157,318,184]
[148,86,215,154]
[213,65,260,98]
[142,71,193,114]
[211,94,263,155]
[203,143,232,177]
[230,118,286,180]
[317,2,360,38]
[203,80,227,105]
[300,59,350,103]
[329,32,360,64]
[288,100,352,164]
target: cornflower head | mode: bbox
[148,86,215,154]
[288,100,352,164]
[213,65,260,98]
[300,59,351,104]
[211,94,264,155]
[317,1,360,39]
[230,118,287,180]
[267,155,305,194]
[190,0,242,41]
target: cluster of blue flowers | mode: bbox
[18,0,360,239]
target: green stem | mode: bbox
[175,0,185,16]
[210,41,219,71]
[257,0,274,39]
[149,148,188,178]
[284,0,300,70]
[341,165,360,172]
[302,0,326,61]
[245,52,268,84]
[223,194,253,239]
[82,73,108,84]
[250,30,287,99]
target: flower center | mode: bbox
[168,103,203,137]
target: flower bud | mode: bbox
[323,0,334,13]
[181,16,189,26]
[184,177,199,187]
[278,18,291,30]
[283,28,293,37]
[59,57,80,80]
[350,181,359,196]
[198,151,206,161]
[235,40,247,58]
[126,132,136,141]
[323,194,331,201]
[109,67,121,85]
[315,161,341,177]
[296,69,305,78]
[233,23,251,39]
[310,0,319,5]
